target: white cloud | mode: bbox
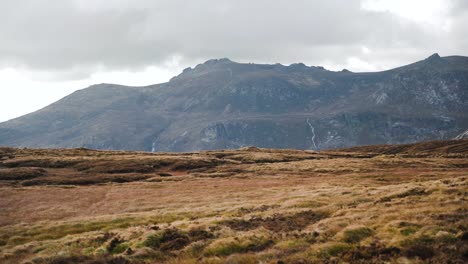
[346,57,379,72]
[0,0,466,122]
[361,0,453,31]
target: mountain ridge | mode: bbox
[1,54,467,151]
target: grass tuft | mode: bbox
[342,227,375,244]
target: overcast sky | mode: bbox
[1,0,467,122]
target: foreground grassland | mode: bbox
[0,140,467,263]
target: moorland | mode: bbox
[0,140,467,263]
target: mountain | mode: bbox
[1,54,468,151]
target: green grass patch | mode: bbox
[143,234,163,249]
[275,239,310,253]
[400,234,435,247]
[400,226,419,236]
[110,243,129,254]
[291,200,326,208]
[319,243,353,257]
[342,227,375,243]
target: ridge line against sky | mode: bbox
[1,0,467,122]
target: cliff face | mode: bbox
[1,54,468,151]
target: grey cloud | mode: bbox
[0,0,467,80]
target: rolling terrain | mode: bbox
[1,54,467,151]
[0,139,467,263]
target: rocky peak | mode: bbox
[192,58,235,72]
[289,62,307,68]
[425,53,442,63]
[202,58,233,65]
[407,53,445,70]
[286,63,327,72]
[171,58,235,81]
[192,58,235,71]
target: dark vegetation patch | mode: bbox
[377,187,430,203]
[143,228,214,251]
[400,235,436,260]
[187,228,215,241]
[169,158,225,172]
[107,236,128,254]
[460,231,468,241]
[319,236,467,263]
[230,205,281,217]
[399,233,468,262]
[74,160,160,174]
[221,210,329,232]
[339,243,401,262]
[315,241,402,261]
[404,244,435,260]
[2,159,80,169]
[92,232,115,245]
[21,174,151,186]
[0,147,16,160]
[204,148,324,165]
[192,172,238,178]
[0,167,46,181]
[29,255,134,264]
[432,209,468,223]
[0,150,233,186]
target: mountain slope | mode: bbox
[1,54,468,151]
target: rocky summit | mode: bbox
[0,54,467,151]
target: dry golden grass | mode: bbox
[0,140,467,263]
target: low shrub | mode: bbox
[111,243,130,254]
[143,229,190,251]
[107,237,125,253]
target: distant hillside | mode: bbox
[334,139,468,155]
[1,54,467,151]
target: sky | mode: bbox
[1,0,467,122]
